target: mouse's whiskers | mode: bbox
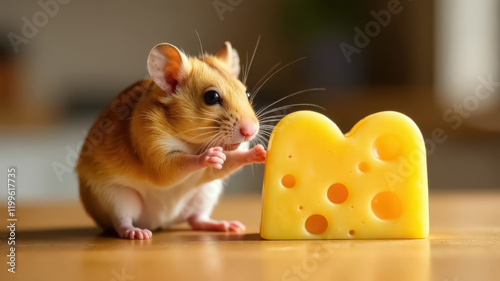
[257,103,325,119]
[185,129,220,142]
[255,88,325,118]
[199,109,221,120]
[253,89,327,148]
[249,61,281,103]
[242,51,249,84]
[170,115,221,124]
[254,133,270,149]
[197,131,223,155]
[258,116,287,123]
[194,29,206,64]
[250,57,306,101]
[242,36,261,85]
[174,126,220,138]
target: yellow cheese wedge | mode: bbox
[260,111,428,239]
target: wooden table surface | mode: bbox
[1,191,500,281]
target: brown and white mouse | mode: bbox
[76,41,266,239]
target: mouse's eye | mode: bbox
[204,90,221,106]
[246,91,251,100]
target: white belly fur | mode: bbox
[112,169,224,230]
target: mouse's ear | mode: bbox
[216,41,240,78]
[147,43,191,94]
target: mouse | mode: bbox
[76,41,266,240]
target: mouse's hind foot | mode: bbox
[115,217,153,240]
[188,216,246,233]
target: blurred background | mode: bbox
[1,0,499,202]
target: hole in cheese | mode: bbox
[373,134,402,161]
[371,191,403,220]
[281,174,296,188]
[358,161,370,172]
[327,183,348,204]
[349,229,355,236]
[305,214,328,235]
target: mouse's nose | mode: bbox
[239,121,257,139]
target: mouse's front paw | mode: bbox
[249,144,266,163]
[199,146,226,169]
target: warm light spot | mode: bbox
[327,183,349,204]
[371,191,403,220]
[373,134,402,161]
[305,214,328,235]
[288,155,292,158]
[281,174,296,188]
[349,229,355,236]
[358,161,370,172]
